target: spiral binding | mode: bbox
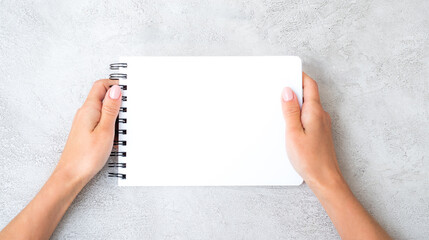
[110,63,127,70]
[114,140,127,146]
[108,173,126,179]
[108,163,126,168]
[109,63,128,180]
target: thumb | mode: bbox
[281,87,303,133]
[97,85,122,132]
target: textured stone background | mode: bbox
[0,0,428,239]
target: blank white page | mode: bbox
[117,56,303,186]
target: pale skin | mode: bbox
[0,74,390,239]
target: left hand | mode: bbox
[55,79,122,183]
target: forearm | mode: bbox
[1,80,120,239]
[309,174,391,240]
[0,166,87,240]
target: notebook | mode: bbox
[108,56,303,186]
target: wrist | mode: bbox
[309,174,353,209]
[305,169,348,197]
[52,162,90,192]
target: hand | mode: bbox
[56,79,122,184]
[0,79,123,240]
[281,73,391,239]
[281,73,342,188]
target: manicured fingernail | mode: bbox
[109,85,121,99]
[282,87,294,102]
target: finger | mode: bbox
[302,72,321,104]
[96,85,122,133]
[281,87,303,134]
[85,79,119,107]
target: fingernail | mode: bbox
[282,87,294,102]
[109,85,121,99]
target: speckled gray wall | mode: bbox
[0,0,428,239]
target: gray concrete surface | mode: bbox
[0,0,428,239]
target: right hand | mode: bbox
[281,73,343,189]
